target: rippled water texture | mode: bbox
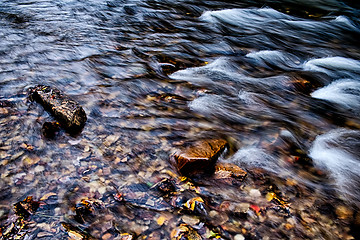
[1,0,360,239]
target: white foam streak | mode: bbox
[333,16,359,30]
[230,147,286,175]
[309,129,360,204]
[200,8,291,25]
[169,57,239,82]
[188,95,224,114]
[304,57,360,73]
[245,50,302,69]
[311,79,360,111]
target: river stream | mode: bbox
[0,0,360,239]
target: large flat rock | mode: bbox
[172,139,228,177]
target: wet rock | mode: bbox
[2,196,40,239]
[74,198,103,224]
[153,178,176,195]
[171,224,202,240]
[29,85,87,134]
[14,196,40,219]
[183,197,208,216]
[171,139,228,177]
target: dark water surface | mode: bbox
[1,0,360,239]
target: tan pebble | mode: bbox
[98,186,106,195]
[1,159,9,165]
[104,135,119,147]
[34,165,45,172]
[68,231,84,240]
[209,210,218,218]
[102,233,112,240]
[236,203,250,213]
[37,223,52,232]
[104,214,114,221]
[0,108,8,114]
[55,207,61,215]
[234,234,245,240]
[287,217,296,226]
[114,157,121,164]
[24,173,34,182]
[182,215,200,226]
[37,232,53,238]
[336,206,353,220]
[284,223,293,230]
[84,145,90,152]
[249,189,261,198]
[23,156,37,166]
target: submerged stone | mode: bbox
[14,196,40,219]
[171,139,228,177]
[74,198,103,224]
[154,178,176,195]
[171,224,202,240]
[214,163,247,181]
[183,197,208,216]
[29,85,87,134]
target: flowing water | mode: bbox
[0,0,360,239]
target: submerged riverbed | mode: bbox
[1,0,360,239]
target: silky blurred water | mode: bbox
[0,0,360,239]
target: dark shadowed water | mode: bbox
[0,0,360,239]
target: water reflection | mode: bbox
[0,0,360,239]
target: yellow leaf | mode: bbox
[266,192,275,202]
[157,216,166,226]
[40,192,57,201]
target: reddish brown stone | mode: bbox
[171,139,228,177]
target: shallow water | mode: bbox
[0,0,360,239]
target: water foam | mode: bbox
[309,129,360,204]
[188,94,224,114]
[188,94,257,124]
[311,79,360,111]
[169,57,241,84]
[229,146,287,175]
[304,57,360,75]
[200,8,291,25]
[246,50,302,70]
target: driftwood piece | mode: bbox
[171,139,228,177]
[30,85,87,134]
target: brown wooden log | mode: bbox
[30,85,87,134]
